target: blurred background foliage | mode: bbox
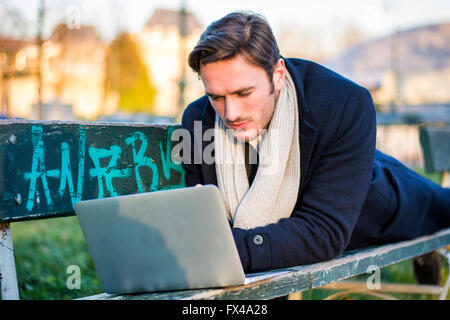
[104,32,157,114]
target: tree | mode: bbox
[104,32,156,114]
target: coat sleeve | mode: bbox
[232,87,377,272]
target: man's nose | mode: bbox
[224,97,242,122]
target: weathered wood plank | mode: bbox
[0,223,20,300]
[419,125,450,173]
[0,120,185,222]
[84,228,450,300]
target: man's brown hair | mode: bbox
[188,11,281,82]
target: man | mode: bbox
[180,12,450,280]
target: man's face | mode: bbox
[199,54,285,141]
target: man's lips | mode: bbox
[227,121,250,130]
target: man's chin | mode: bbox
[230,128,259,142]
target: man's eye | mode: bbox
[238,92,251,97]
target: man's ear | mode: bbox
[272,58,286,92]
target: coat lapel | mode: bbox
[298,118,318,194]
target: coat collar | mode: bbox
[200,57,319,191]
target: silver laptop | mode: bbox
[74,185,245,294]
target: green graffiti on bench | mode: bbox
[24,125,87,211]
[125,131,160,194]
[0,122,185,222]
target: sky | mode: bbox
[6,0,450,56]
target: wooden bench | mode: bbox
[0,120,449,300]
[420,124,450,188]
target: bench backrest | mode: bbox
[0,120,185,223]
[419,125,450,173]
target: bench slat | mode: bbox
[82,228,450,300]
[0,120,185,222]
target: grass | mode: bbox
[11,216,103,299]
[8,167,448,300]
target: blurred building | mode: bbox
[0,37,38,118]
[0,24,105,120]
[1,8,205,121]
[43,24,106,119]
[324,22,450,108]
[135,8,204,118]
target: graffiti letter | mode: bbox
[24,125,60,211]
[125,131,159,192]
[88,145,131,198]
[160,127,185,188]
[58,127,86,207]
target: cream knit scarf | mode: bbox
[214,70,300,229]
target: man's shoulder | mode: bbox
[286,58,375,142]
[181,95,210,130]
[286,57,366,96]
[287,57,372,119]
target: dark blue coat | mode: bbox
[181,58,450,272]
